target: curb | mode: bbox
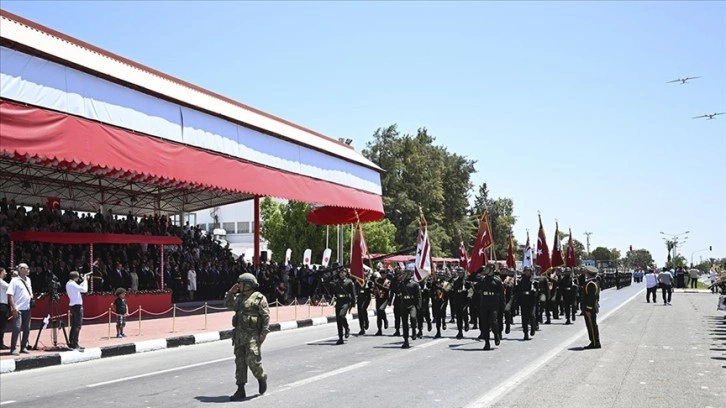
[0,309,377,374]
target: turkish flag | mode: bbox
[551,222,565,268]
[536,215,552,274]
[349,222,367,284]
[468,211,493,273]
[566,228,577,267]
[506,235,516,269]
[458,239,469,268]
[47,197,61,210]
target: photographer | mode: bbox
[65,270,89,350]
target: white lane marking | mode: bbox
[86,356,233,388]
[465,287,645,408]
[306,336,339,344]
[276,361,370,392]
[0,401,17,405]
[411,338,446,350]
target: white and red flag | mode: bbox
[414,210,431,282]
[536,215,552,275]
[522,231,533,270]
[551,222,565,268]
[468,210,493,273]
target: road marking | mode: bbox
[411,338,446,350]
[86,357,233,388]
[0,401,16,406]
[465,287,645,408]
[277,361,370,391]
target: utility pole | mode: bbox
[583,231,593,258]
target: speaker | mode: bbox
[260,251,268,263]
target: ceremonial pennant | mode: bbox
[468,210,493,273]
[506,234,516,269]
[349,221,367,285]
[551,222,565,268]
[566,228,577,268]
[536,214,552,274]
[522,231,533,270]
[414,210,431,282]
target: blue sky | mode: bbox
[2,1,724,265]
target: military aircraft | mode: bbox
[692,112,725,120]
[667,76,701,84]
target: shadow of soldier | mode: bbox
[195,395,261,403]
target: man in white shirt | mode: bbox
[657,268,674,305]
[7,263,33,355]
[66,271,89,350]
[644,268,658,303]
[0,267,9,350]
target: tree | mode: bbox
[610,248,622,263]
[624,249,654,269]
[467,182,517,260]
[591,247,613,261]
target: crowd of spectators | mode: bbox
[0,197,327,304]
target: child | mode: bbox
[113,288,128,338]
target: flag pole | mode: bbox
[354,210,374,277]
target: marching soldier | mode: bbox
[394,269,422,349]
[493,266,506,339]
[560,267,577,325]
[549,269,562,320]
[583,266,602,349]
[513,266,537,340]
[355,277,372,335]
[451,268,471,339]
[536,268,552,326]
[225,273,270,401]
[476,264,503,350]
[391,268,402,337]
[431,271,449,338]
[469,269,481,331]
[502,268,516,334]
[329,268,356,345]
[372,271,390,336]
[417,278,433,339]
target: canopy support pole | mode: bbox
[89,243,94,293]
[254,195,260,267]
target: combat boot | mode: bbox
[417,330,423,339]
[401,340,410,349]
[505,323,511,334]
[565,319,571,325]
[442,321,447,330]
[358,329,365,335]
[258,376,267,395]
[336,338,344,345]
[483,342,491,351]
[530,325,536,336]
[427,321,432,332]
[344,327,350,338]
[524,332,530,340]
[230,385,246,401]
[456,331,463,340]
[374,329,382,336]
[434,330,441,339]
[393,330,401,337]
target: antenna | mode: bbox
[583,231,593,258]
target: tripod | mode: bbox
[32,293,69,351]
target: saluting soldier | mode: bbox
[431,271,449,338]
[513,266,537,340]
[355,277,372,335]
[395,269,422,349]
[476,264,503,350]
[224,273,270,401]
[329,268,356,345]
[451,268,471,339]
[560,267,577,325]
[583,266,602,349]
[372,271,390,336]
[417,278,433,339]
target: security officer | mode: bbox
[416,278,432,339]
[476,264,503,350]
[224,273,270,401]
[583,266,601,349]
[513,266,537,340]
[330,268,356,344]
[355,277,372,335]
[395,269,421,348]
[560,267,577,325]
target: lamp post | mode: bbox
[660,231,689,268]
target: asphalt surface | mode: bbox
[1,283,722,408]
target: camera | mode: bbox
[45,271,61,303]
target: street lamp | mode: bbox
[660,231,689,267]
[690,246,712,267]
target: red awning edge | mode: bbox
[10,231,182,245]
[0,100,384,214]
[306,206,384,226]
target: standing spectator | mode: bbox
[187,266,197,301]
[113,288,128,338]
[65,270,89,350]
[657,268,674,305]
[644,268,658,303]
[710,269,718,294]
[129,266,139,293]
[0,267,9,350]
[7,263,33,355]
[689,268,699,289]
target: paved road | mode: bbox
[1,283,723,408]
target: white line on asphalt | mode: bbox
[276,361,370,392]
[0,401,16,405]
[86,356,233,388]
[411,338,446,350]
[465,287,645,408]
[306,336,339,344]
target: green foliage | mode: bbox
[591,246,614,261]
[466,182,518,260]
[624,249,655,269]
[363,125,476,257]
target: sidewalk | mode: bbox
[1,300,367,374]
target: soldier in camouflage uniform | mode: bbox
[224,273,270,401]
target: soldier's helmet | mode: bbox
[237,273,259,288]
[523,266,533,274]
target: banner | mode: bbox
[303,249,312,266]
[285,248,292,266]
[321,248,332,267]
[414,211,431,282]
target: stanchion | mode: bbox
[308,298,311,317]
[204,302,208,330]
[294,299,298,320]
[68,312,71,328]
[108,307,112,339]
[172,304,176,333]
[138,306,142,335]
[275,301,279,323]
